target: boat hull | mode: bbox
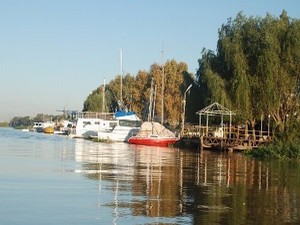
[97,127,140,142]
[43,126,54,134]
[128,137,179,147]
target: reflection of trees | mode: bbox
[75,139,300,224]
[179,151,300,224]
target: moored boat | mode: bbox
[72,110,141,140]
[43,126,54,134]
[128,121,179,147]
[72,112,114,138]
[94,111,142,142]
[32,121,55,133]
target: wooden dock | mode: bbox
[176,125,272,151]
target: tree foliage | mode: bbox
[196,11,300,132]
[83,11,300,135]
[83,60,195,128]
[9,114,66,129]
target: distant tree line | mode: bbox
[0,121,9,127]
[9,114,66,129]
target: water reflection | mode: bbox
[74,139,300,225]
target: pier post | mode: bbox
[199,135,203,151]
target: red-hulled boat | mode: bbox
[128,121,179,147]
[128,135,179,147]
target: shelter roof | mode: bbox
[196,102,235,116]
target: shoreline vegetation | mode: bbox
[3,11,300,161]
[0,122,9,127]
[246,120,300,160]
[246,141,300,160]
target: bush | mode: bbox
[247,140,300,160]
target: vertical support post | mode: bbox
[199,113,202,136]
[260,114,263,139]
[206,114,209,136]
[268,114,270,138]
[221,115,224,138]
[229,112,232,139]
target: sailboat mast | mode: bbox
[120,48,123,107]
[102,79,105,113]
[152,84,157,121]
[148,78,154,121]
[161,47,164,125]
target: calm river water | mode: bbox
[1,128,300,225]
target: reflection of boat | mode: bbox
[74,139,135,176]
[128,121,179,147]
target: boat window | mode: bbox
[149,134,159,138]
[83,121,91,127]
[119,120,142,127]
[95,121,100,125]
[109,122,118,128]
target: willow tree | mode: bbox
[217,13,253,134]
[197,11,300,133]
[250,11,300,132]
[197,48,231,108]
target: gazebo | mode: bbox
[196,102,235,138]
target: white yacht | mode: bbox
[95,111,142,142]
[73,111,141,141]
[72,111,113,138]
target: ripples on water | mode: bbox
[1,128,300,225]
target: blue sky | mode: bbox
[0,0,299,121]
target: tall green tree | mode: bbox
[196,11,300,132]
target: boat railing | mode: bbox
[77,111,114,120]
[182,124,273,141]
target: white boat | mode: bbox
[32,121,55,133]
[72,112,114,138]
[73,111,141,141]
[95,111,142,142]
